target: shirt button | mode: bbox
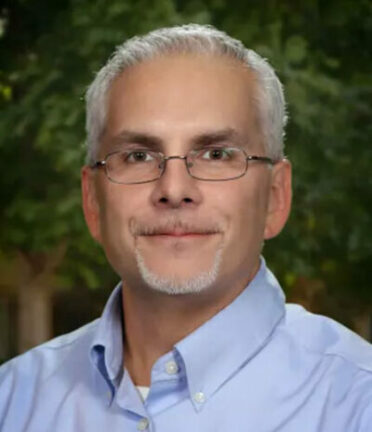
[193,391,205,403]
[165,360,179,375]
[137,417,149,431]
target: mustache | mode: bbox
[130,218,223,236]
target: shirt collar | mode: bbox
[89,258,286,406]
[90,282,124,382]
[175,258,286,407]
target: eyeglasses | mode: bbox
[91,146,275,185]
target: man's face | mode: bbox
[82,54,291,296]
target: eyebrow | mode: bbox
[109,127,244,151]
[191,128,242,147]
[110,130,163,150]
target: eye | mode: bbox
[199,147,231,161]
[125,150,155,163]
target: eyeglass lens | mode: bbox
[104,147,250,184]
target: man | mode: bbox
[0,24,371,431]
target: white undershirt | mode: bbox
[136,386,150,402]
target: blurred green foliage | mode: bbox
[0,0,371,323]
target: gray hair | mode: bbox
[85,24,287,164]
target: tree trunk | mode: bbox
[17,284,52,353]
[353,313,371,342]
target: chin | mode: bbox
[135,248,222,295]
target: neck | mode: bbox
[121,265,259,386]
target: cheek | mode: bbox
[219,180,269,242]
[97,187,149,277]
[98,187,138,249]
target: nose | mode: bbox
[150,156,202,209]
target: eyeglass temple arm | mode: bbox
[91,160,106,169]
[246,155,275,164]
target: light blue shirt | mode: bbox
[1,260,372,431]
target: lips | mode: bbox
[142,227,220,237]
[147,232,212,237]
[134,222,222,252]
[131,219,223,238]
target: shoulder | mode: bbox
[283,303,372,371]
[0,319,99,417]
[1,318,99,372]
[283,304,372,407]
[276,305,372,428]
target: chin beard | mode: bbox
[134,248,222,295]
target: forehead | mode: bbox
[103,54,262,151]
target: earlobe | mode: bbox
[264,159,292,239]
[81,166,102,243]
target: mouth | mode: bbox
[132,219,223,243]
[142,231,218,240]
[144,229,217,237]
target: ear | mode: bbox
[81,165,102,243]
[264,159,292,239]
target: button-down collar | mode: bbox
[89,258,285,412]
[90,283,124,386]
[175,258,285,410]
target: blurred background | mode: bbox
[0,0,371,363]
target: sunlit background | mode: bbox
[1,0,371,363]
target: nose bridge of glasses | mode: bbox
[163,155,188,162]
[160,154,191,170]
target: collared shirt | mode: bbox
[1,260,372,431]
